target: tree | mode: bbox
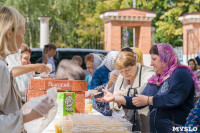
[138,0,200,46]
[3,0,200,48]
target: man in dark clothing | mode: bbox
[36,43,60,75]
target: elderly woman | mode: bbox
[85,53,102,90]
[122,47,144,66]
[97,43,198,132]
[91,51,119,116]
[109,51,154,132]
[0,6,54,133]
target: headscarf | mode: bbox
[122,46,143,65]
[98,51,119,71]
[148,43,199,90]
[92,53,102,72]
[131,47,143,66]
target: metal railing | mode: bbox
[25,20,104,49]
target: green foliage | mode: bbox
[2,0,200,48]
[138,0,200,46]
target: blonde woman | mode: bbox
[0,6,54,133]
[109,51,154,132]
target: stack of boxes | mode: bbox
[26,78,87,113]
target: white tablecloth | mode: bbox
[42,109,103,133]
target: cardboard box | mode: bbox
[27,78,86,113]
[57,92,75,116]
[29,79,87,92]
[75,92,85,113]
[26,90,85,113]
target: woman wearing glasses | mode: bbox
[109,51,154,132]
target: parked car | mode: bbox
[30,48,108,70]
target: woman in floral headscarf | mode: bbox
[96,43,198,132]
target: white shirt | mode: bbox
[47,57,56,75]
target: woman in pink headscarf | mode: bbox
[96,43,198,132]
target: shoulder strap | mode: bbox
[119,78,124,90]
[139,65,142,87]
[127,65,143,96]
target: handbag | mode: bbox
[126,66,143,132]
[130,88,142,131]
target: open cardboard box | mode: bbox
[26,78,87,113]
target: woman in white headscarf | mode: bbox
[85,53,102,90]
[90,51,119,116]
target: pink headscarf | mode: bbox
[148,43,199,90]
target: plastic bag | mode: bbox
[112,109,125,118]
[40,64,52,78]
[21,87,57,133]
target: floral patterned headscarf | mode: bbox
[148,43,199,90]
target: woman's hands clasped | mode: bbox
[132,94,148,107]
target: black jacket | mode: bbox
[123,67,195,133]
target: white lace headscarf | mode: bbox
[92,53,103,72]
[98,51,119,71]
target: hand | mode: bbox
[114,90,124,96]
[132,94,148,107]
[96,89,115,103]
[34,64,51,74]
[108,73,118,85]
[85,92,95,99]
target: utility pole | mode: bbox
[132,0,136,47]
[38,17,51,48]
[133,0,136,8]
